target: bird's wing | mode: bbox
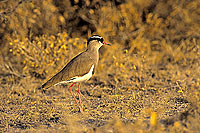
[60,52,95,80]
[41,52,94,89]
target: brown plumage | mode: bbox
[41,45,99,89]
[38,35,110,112]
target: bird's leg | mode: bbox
[77,83,83,111]
[69,83,80,109]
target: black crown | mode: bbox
[87,35,104,45]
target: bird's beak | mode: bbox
[103,42,111,46]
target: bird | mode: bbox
[38,35,110,112]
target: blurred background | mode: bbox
[0,0,200,132]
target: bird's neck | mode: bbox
[86,47,99,58]
[86,47,99,65]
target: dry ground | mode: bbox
[0,43,200,132]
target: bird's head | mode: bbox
[87,35,110,50]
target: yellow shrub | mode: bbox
[9,32,86,77]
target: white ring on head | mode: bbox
[90,36,102,39]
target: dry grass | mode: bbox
[0,0,200,132]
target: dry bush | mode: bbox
[0,0,70,54]
[9,32,86,79]
[87,0,200,65]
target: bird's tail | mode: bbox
[37,75,59,93]
[37,84,47,93]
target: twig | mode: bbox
[0,63,22,78]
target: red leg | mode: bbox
[78,83,83,111]
[68,83,83,112]
[69,83,80,108]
